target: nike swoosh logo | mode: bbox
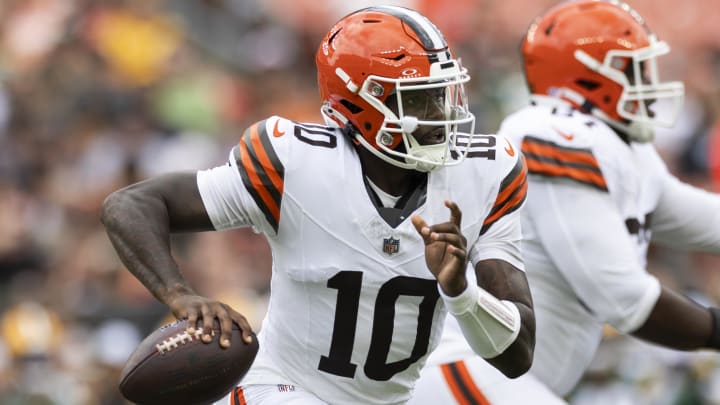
[273,119,285,137]
[504,138,515,157]
[554,128,574,141]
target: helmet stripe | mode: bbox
[366,6,447,51]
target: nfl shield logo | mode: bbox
[383,237,400,255]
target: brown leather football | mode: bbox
[119,319,258,405]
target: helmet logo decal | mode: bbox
[401,68,419,77]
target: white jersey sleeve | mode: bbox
[499,100,662,333]
[496,99,674,395]
[197,160,256,230]
[197,116,291,235]
[525,177,660,333]
[469,135,526,271]
[651,173,720,254]
[469,205,524,271]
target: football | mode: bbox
[119,318,258,405]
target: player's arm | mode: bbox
[471,258,534,378]
[100,172,254,347]
[413,213,535,378]
[650,173,720,253]
[412,202,535,377]
[528,177,719,351]
[458,198,535,378]
[431,149,534,377]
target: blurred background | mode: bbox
[0,0,719,404]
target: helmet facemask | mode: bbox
[352,60,475,172]
[574,35,684,142]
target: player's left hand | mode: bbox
[411,200,468,296]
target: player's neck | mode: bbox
[357,147,423,197]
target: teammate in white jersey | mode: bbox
[100,6,536,405]
[410,1,720,404]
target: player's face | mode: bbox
[385,88,447,145]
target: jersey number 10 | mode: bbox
[318,271,440,381]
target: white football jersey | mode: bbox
[498,96,668,395]
[414,96,720,403]
[197,116,527,404]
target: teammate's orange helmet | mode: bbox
[316,6,475,171]
[522,0,684,142]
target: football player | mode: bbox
[409,1,720,404]
[101,6,536,405]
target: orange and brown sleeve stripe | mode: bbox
[234,120,285,233]
[481,156,527,235]
[230,386,247,405]
[521,136,608,191]
[440,360,492,405]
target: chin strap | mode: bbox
[439,282,522,359]
[320,103,348,128]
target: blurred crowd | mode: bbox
[0,0,719,404]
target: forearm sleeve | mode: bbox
[439,282,521,359]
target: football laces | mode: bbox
[155,329,214,354]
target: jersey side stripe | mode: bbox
[521,136,608,191]
[235,120,285,232]
[231,386,247,405]
[481,157,528,235]
[440,361,492,405]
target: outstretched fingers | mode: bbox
[413,200,465,247]
[430,231,467,259]
[445,199,462,228]
[411,215,432,243]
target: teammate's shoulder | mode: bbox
[497,103,613,191]
[499,104,599,149]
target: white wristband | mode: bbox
[438,282,479,315]
[439,282,522,358]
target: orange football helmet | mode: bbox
[522,0,684,142]
[316,6,475,171]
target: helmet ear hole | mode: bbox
[575,79,600,90]
[341,99,363,114]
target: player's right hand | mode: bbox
[411,199,469,296]
[166,293,254,348]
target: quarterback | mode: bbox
[101,6,535,405]
[410,1,720,404]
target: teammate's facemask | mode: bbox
[521,0,684,142]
